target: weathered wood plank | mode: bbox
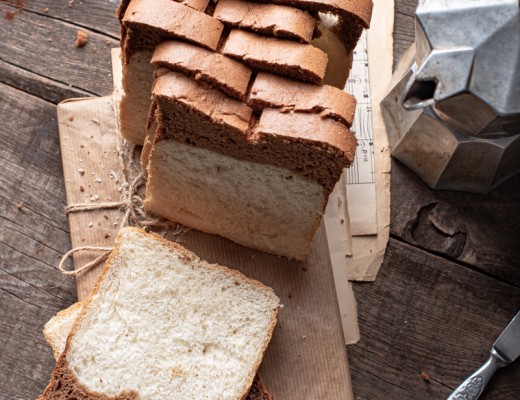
[350,238,520,400]
[393,0,416,66]
[391,161,520,286]
[0,6,118,100]
[19,0,121,38]
[0,58,96,104]
[0,82,76,398]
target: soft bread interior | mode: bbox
[44,300,273,400]
[63,228,279,400]
[44,302,84,361]
[144,141,325,260]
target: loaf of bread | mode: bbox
[40,227,280,399]
[116,0,372,260]
[143,57,356,260]
[43,300,273,400]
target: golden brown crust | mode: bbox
[252,108,357,193]
[153,71,253,134]
[253,0,372,52]
[41,228,279,399]
[256,0,373,28]
[222,29,328,84]
[214,0,316,43]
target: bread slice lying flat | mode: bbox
[43,300,273,400]
[40,227,280,399]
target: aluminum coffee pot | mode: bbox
[381,0,520,193]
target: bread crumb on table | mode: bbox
[74,30,89,48]
[17,201,23,210]
[421,372,430,382]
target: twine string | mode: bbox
[58,246,113,276]
[58,124,185,276]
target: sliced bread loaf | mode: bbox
[143,68,356,260]
[43,301,273,400]
[40,227,280,399]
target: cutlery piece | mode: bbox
[447,310,520,400]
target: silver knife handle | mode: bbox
[447,350,508,400]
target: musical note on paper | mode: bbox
[343,31,378,236]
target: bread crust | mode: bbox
[222,29,328,84]
[41,228,279,400]
[214,0,316,43]
[43,301,84,361]
[250,72,356,127]
[121,0,223,63]
[255,0,373,29]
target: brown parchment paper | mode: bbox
[57,97,354,399]
[343,0,394,282]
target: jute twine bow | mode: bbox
[58,127,184,276]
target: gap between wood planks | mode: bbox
[1,0,119,39]
[0,4,118,102]
[390,234,520,290]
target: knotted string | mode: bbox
[58,115,186,276]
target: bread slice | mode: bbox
[44,301,85,362]
[118,0,223,144]
[151,41,253,100]
[214,0,316,43]
[249,72,356,126]
[43,301,273,400]
[222,29,328,84]
[40,227,280,399]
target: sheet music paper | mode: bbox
[344,31,378,236]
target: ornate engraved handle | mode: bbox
[447,350,507,400]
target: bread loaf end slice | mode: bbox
[43,299,273,400]
[40,227,279,399]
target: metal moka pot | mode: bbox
[381,0,520,193]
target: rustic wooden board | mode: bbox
[0,82,77,399]
[350,239,520,400]
[0,2,118,102]
[390,162,520,285]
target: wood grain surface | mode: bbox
[0,0,519,399]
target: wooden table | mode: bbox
[1,1,519,399]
